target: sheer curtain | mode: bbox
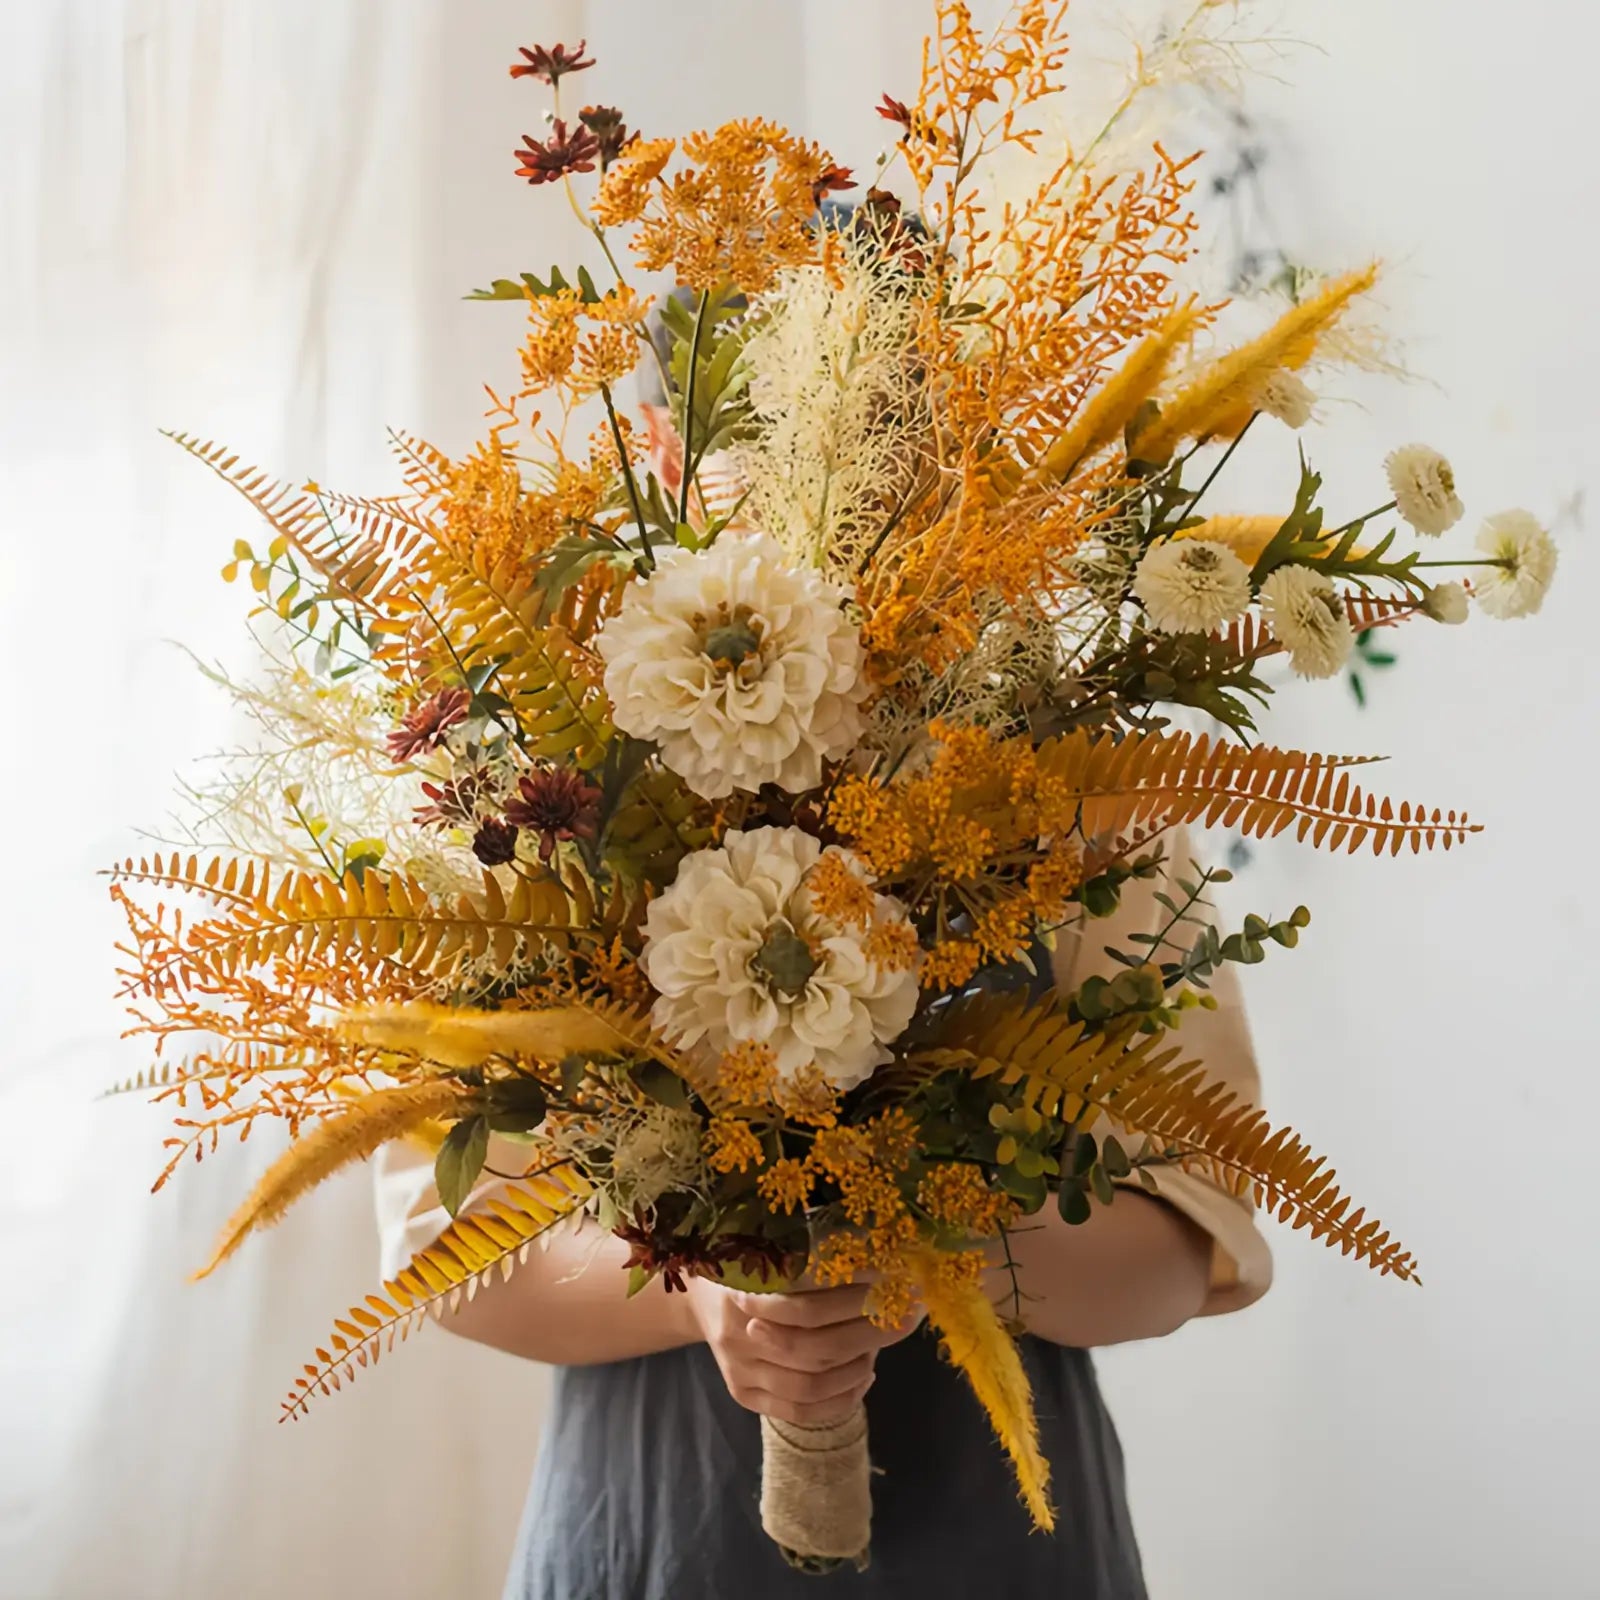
[3,4,1596,1598]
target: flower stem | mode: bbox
[677,289,711,528]
[600,383,655,569]
[1178,413,1258,524]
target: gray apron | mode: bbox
[504,1324,1148,1598]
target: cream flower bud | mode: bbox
[1473,510,1558,619]
[1131,538,1253,634]
[1259,564,1355,679]
[1421,581,1469,625]
[1259,370,1315,429]
[1384,445,1464,537]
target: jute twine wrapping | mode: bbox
[759,1402,872,1572]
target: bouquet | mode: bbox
[112,2,1557,1573]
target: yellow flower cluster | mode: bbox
[706,1115,765,1175]
[917,1162,1015,1237]
[519,287,643,401]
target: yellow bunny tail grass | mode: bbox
[337,1000,648,1069]
[1176,514,1288,565]
[1034,304,1201,485]
[193,1080,466,1281]
[914,1252,1055,1533]
[1133,265,1379,463]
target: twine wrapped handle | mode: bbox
[760,1403,872,1572]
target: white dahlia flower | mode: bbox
[596,532,868,799]
[1384,445,1464,537]
[1259,370,1315,429]
[640,827,919,1089]
[1132,538,1253,634]
[1473,510,1558,619]
[1421,581,1470,625]
[1259,564,1355,679]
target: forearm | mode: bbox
[996,1191,1213,1349]
[438,1217,700,1365]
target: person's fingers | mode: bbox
[726,1375,875,1426]
[744,1313,888,1372]
[737,1351,876,1405]
[728,1284,870,1329]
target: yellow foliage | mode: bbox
[281,1164,592,1420]
[194,1080,467,1280]
[338,1000,655,1069]
[914,1250,1054,1532]
[1133,267,1379,462]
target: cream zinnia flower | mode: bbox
[1473,510,1558,619]
[1421,581,1470,625]
[596,532,868,799]
[1384,445,1464,537]
[1259,564,1354,678]
[641,827,919,1089]
[1259,370,1315,429]
[1132,539,1253,633]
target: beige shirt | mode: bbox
[374,831,1272,1315]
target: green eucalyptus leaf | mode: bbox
[1101,1136,1132,1179]
[1090,1164,1117,1207]
[1057,1184,1093,1226]
[435,1115,489,1218]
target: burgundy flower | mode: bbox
[615,1216,800,1296]
[514,121,601,186]
[503,766,602,862]
[414,774,477,828]
[509,40,595,85]
[811,163,857,208]
[876,93,914,132]
[578,104,634,170]
[387,687,470,763]
[471,817,520,868]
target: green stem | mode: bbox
[676,289,711,528]
[600,384,655,569]
[1177,412,1259,525]
[1323,499,1396,542]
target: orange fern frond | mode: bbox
[1038,728,1476,855]
[280,1163,592,1420]
[932,992,1418,1280]
[1132,266,1378,461]
[194,1079,468,1280]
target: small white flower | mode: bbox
[1384,445,1464,537]
[641,827,919,1089]
[1473,510,1558,619]
[1259,564,1355,678]
[596,531,868,800]
[1259,370,1315,429]
[1420,581,1470,625]
[1132,539,1253,634]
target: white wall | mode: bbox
[2,3,1593,1596]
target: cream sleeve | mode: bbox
[1050,830,1274,1317]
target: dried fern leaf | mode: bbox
[1038,728,1476,856]
[280,1164,592,1421]
[194,1080,467,1280]
[931,992,1418,1280]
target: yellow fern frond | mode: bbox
[932,992,1418,1280]
[1034,304,1201,483]
[337,999,666,1069]
[194,1079,468,1280]
[1037,728,1476,856]
[913,1252,1054,1533]
[280,1164,592,1420]
[1133,266,1378,461]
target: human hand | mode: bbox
[686,1280,922,1427]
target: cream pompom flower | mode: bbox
[596,532,868,799]
[1473,510,1558,619]
[1384,445,1464,537]
[640,827,919,1090]
[1259,564,1355,678]
[1131,539,1253,634]
[1259,369,1315,429]
[1421,581,1470,625]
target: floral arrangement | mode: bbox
[112,1,1556,1574]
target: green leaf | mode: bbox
[485,1076,548,1134]
[1057,1184,1092,1226]
[466,264,602,303]
[1101,1136,1132,1179]
[434,1115,489,1218]
[632,1060,689,1110]
[625,1264,653,1298]
[1071,1132,1099,1177]
[1090,1164,1116,1206]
